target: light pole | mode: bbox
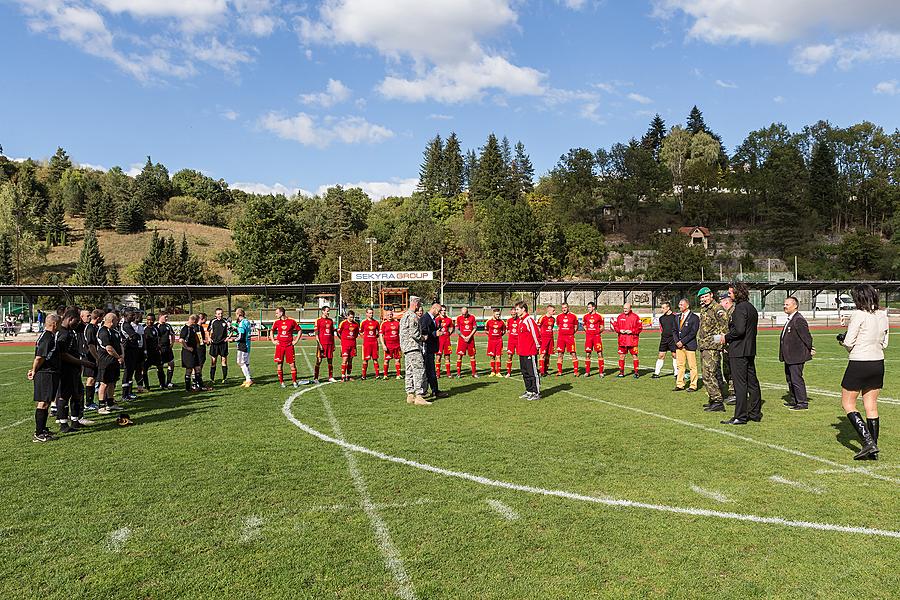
[365,237,377,306]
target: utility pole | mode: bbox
[365,237,377,306]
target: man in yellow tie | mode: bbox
[673,298,700,392]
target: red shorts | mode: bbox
[557,336,576,353]
[274,344,295,364]
[456,338,476,356]
[363,343,379,360]
[318,344,334,360]
[487,339,504,357]
[507,338,518,355]
[540,335,554,354]
[438,337,453,355]
[584,334,603,353]
[384,346,401,360]
[341,341,357,358]
[618,345,638,355]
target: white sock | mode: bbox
[654,359,663,375]
[241,364,252,380]
[672,358,678,377]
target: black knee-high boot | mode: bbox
[867,417,880,461]
[848,412,879,460]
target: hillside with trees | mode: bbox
[1,107,899,300]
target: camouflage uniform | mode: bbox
[720,305,734,397]
[697,300,729,403]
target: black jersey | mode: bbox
[34,330,61,374]
[180,325,197,352]
[659,313,677,341]
[143,323,161,354]
[57,327,81,375]
[121,321,140,349]
[209,317,230,344]
[97,325,123,363]
[82,322,99,359]
[157,322,175,348]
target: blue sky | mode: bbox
[1,1,898,199]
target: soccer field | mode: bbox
[0,331,897,599]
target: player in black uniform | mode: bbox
[653,301,678,379]
[81,309,102,411]
[56,308,94,432]
[180,315,211,392]
[120,310,141,401]
[142,313,163,390]
[97,312,125,415]
[28,314,61,442]
[208,307,230,384]
[156,313,176,389]
[197,313,209,385]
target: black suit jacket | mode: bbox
[673,311,700,351]
[725,300,758,357]
[419,312,439,354]
[779,312,812,364]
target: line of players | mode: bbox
[302,301,646,383]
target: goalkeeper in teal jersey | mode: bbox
[234,308,254,387]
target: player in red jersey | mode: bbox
[436,305,454,378]
[613,303,643,378]
[269,306,301,388]
[455,306,478,377]
[380,308,402,380]
[337,311,360,382]
[555,302,579,376]
[359,307,381,380]
[537,305,556,376]
[485,308,507,376]
[312,306,336,383]
[582,301,606,377]
[505,309,519,377]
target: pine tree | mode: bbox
[417,135,444,198]
[808,141,841,230]
[470,134,507,205]
[641,114,667,162]
[108,262,121,286]
[687,106,706,135]
[16,161,47,236]
[463,149,478,191]
[116,197,145,234]
[136,230,166,285]
[45,195,69,246]
[512,141,535,195]
[133,156,173,218]
[500,136,513,168]
[58,169,86,215]
[442,132,464,197]
[72,229,107,286]
[48,147,72,184]
[0,235,13,285]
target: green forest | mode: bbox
[1,106,899,296]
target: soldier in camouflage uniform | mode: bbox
[697,287,729,412]
[719,294,735,403]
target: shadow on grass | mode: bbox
[444,380,497,395]
[831,415,860,452]
[540,383,572,398]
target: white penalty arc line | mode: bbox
[0,417,30,432]
[283,386,900,540]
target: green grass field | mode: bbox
[0,330,897,599]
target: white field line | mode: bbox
[769,476,825,495]
[311,499,435,512]
[239,515,263,542]
[0,417,30,432]
[106,527,131,552]
[299,350,417,600]
[689,485,731,503]
[0,382,14,387]
[486,499,520,521]
[815,465,900,475]
[563,390,900,485]
[283,386,900,540]
[759,381,900,406]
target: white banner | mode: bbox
[350,271,434,282]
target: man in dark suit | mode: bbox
[717,282,762,425]
[673,298,700,392]
[420,301,449,399]
[779,296,813,410]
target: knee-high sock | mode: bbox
[672,357,678,378]
[654,358,664,375]
[240,363,252,381]
[35,408,49,434]
[85,383,95,406]
[383,360,389,375]
[156,366,165,389]
[314,361,321,380]
[632,358,639,373]
[327,362,333,378]
[598,358,604,373]
[618,359,625,374]
[291,366,297,383]
[557,359,563,375]
[374,360,380,376]
[166,366,174,386]
[185,373,192,391]
[55,397,69,423]
[210,363,217,382]
[222,365,228,380]
[585,357,591,375]
[470,358,477,375]
[456,359,462,376]
[573,358,579,374]
[396,361,401,377]
[507,358,513,375]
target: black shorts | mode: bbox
[159,347,175,364]
[57,368,80,400]
[33,371,59,402]
[182,349,199,369]
[841,360,884,392]
[145,351,162,367]
[98,361,121,385]
[209,342,229,357]
[124,346,142,370]
[81,359,97,378]
[658,337,676,353]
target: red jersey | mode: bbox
[360,318,380,342]
[272,318,299,345]
[506,316,520,338]
[381,319,400,348]
[438,315,454,336]
[556,312,578,337]
[516,314,541,356]
[538,315,555,335]
[486,318,506,339]
[613,312,643,347]
[338,319,360,343]
[456,314,477,339]
[315,317,334,345]
[582,312,604,334]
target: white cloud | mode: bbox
[77,162,107,171]
[428,114,454,120]
[258,112,394,147]
[299,79,352,107]
[790,44,836,74]
[220,108,239,121]
[296,0,545,103]
[579,102,604,124]
[93,0,227,20]
[315,178,418,200]
[558,0,588,9]
[231,181,312,197]
[874,80,900,95]
[626,92,653,104]
[126,162,144,176]
[773,95,785,103]
[184,38,253,75]
[714,79,737,89]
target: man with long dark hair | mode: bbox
[717,282,762,425]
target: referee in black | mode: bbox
[208,308,230,384]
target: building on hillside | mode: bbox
[677,226,710,250]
